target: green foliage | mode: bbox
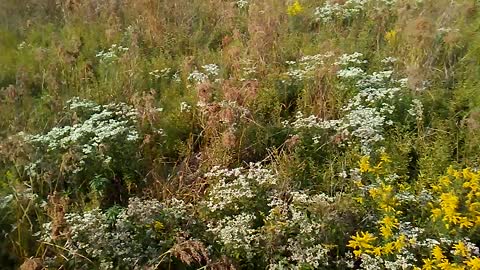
[1,0,480,269]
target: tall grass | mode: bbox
[1,0,480,269]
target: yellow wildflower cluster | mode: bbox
[347,231,376,256]
[430,166,480,230]
[379,215,399,239]
[359,153,391,175]
[369,183,401,239]
[350,154,407,257]
[347,230,406,257]
[419,243,480,270]
[349,181,405,257]
[287,0,304,16]
[351,156,480,269]
[359,156,372,173]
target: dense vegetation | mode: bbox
[1,0,480,269]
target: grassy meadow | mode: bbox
[1,0,480,269]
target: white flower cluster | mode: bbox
[96,44,129,63]
[24,97,142,175]
[203,164,270,260]
[204,167,343,267]
[204,163,276,213]
[263,190,340,268]
[149,67,172,79]
[63,209,117,258]
[284,52,334,81]
[162,197,193,220]
[407,99,424,123]
[395,189,433,206]
[314,0,367,23]
[180,101,192,112]
[437,27,459,34]
[17,41,31,50]
[286,53,409,154]
[188,64,220,85]
[202,64,220,77]
[337,67,366,79]
[207,213,257,259]
[240,59,257,81]
[41,197,193,268]
[219,100,250,118]
[314,0,396,23]
[381,57,398,64]
[286,241,331,269]
[380,0,397,5]
[336,52,368,79]
[285,111,344,132]
[235,0,249,9]
[188,69,209,84]
[335,52,368,66]
[172,71,181,82]
[124,197,164,224]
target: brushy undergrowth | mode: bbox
[1,0,480,269]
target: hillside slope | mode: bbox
[1,0,480,269]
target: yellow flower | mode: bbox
[469,202,480,213]
[347,231,377,256]
[439,176,451,188]
[382,241,395,255]
[464,180,476,190]
[463,168,474,180]
[380,152,392,163]
[354,180,364,187]
[393,234,406,252]
[453,241,468,257]
[369,187,379,198]
[153,221,164,232]
[385,30,397,44]
[379,202,396,213]
[359,156,372,173]
[287,0,304,16]
[451,264,466,270]
[354,196,364,204]
[447,166,459,177]
[465,257,480,270]
[367,246,382,257]
[439,192,461,225]
[432,245,445,261]
[431,208,442,220]
[453,170,463,179]
[437,260,459,270]
[422,259,434,270]
[379,215,399,239]
[374,161,384,172]
[381,184,393,196]
[458,217,473,229]
[475,215,480,226]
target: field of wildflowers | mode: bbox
[1,0,480,269]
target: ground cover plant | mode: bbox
[1,0,480,269]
